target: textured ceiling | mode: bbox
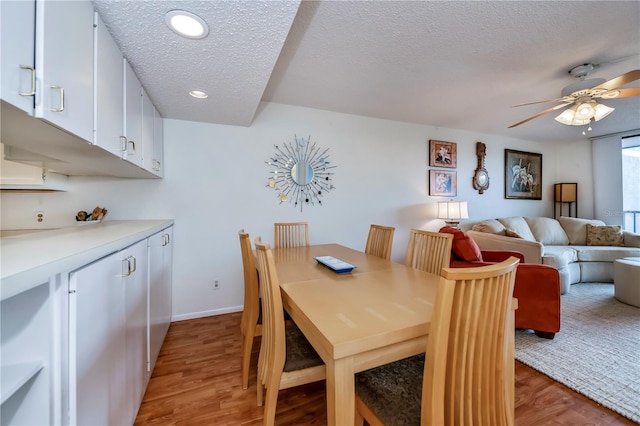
[92,0,640,143]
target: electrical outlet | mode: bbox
[35,210,46,225]
[213,280,220,290]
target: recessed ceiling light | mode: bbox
[189,90,208,99]
[165,10,209,39]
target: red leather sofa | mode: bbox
[441,226,560,339]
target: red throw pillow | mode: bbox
[439,226,483,262]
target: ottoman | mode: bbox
[613,257,640,308]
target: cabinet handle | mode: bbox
[162,233,170,246]
[153,159,161,172]
[117,255,137,277]
[50,85,65,112]
[19,65,36,96]
[120,136,128,152]
[127,140,136,155]
[118,257,132,277]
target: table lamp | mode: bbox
[438,200,469,228]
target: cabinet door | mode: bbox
[148,227,173,372]
[123,239,149,417]
[35,0,94,142]
[152,106,164,177]
[93,11,125,157]
[0,0,36,114]
[123,60,143,167]
[69,252,127,426]
[142,90,155,172]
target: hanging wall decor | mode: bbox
[265,135,336,211]
[504,149,542,200]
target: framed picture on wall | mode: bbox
[429,170,457,196]
[504,149,542,200]
[429,140,457,168]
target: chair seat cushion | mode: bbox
[355,354,425,425]
[284,324,324,372]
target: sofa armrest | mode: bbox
[623,231,640,248]
[481,250,525,263]
[467,230,543,264]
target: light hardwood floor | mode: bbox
[135,313,635,426]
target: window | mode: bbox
[622,135,640,232]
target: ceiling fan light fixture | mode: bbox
[554,105,591,126]
[165,10,209,39]
[575,102,595,120]
[593,103,615,122]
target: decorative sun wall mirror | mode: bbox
[265,135,336,211]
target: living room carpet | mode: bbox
[514,283,640,423]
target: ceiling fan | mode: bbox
[508,64,640,128]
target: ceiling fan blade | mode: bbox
[597,87,640,99]
[591,69,640,91]
[508,103,573,128]
[512,97,572,107]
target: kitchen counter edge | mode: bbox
[1,220,174,301]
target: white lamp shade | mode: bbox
[437,201,469,220]
[575,102,595,120]
[593,103,615,121]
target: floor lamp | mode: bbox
[554,183,577,219]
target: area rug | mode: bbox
[514,283,640,423]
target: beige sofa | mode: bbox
[467,216,640,294]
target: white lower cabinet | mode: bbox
[68,226,173,425]
[124,240,149,419]
[148,228,173,373]
[69,239,148,426]
[68,250,127,426]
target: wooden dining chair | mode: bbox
[354,257,520,426]
[405,229,453,274]
[238,229,262,389]
[253,237,326,425]
[273,222,309,248]
[365,224,396,260]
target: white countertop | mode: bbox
[1,220,174,301]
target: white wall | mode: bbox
[1,102,593,319]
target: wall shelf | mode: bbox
[1,361,45,405]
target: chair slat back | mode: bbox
[405,229,453,274]
[365,224,395,260]
[274,222,309,248]
[238,230,260,337]
[254,238,287,390]
[422,257,519,426]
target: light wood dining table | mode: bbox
[272,244,441,426]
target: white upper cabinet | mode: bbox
[0,0,36,114]
[34,0,94,142]
[142,91,155,173]
[0,0,164,179]
[93,11,125,157]
[152,107,164,177]
[123,60,144,167]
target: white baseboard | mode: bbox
[171,305,243,322]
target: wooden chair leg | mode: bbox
[263,377,280,426]
[257,378,264,407]
[241,329,255,389]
